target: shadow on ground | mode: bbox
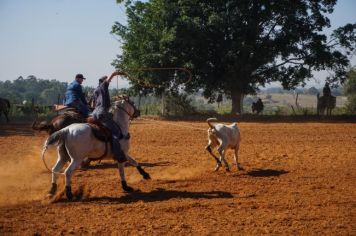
[87,188,234,203]
[52,188,235,204]
[81,161,172,170]
[246,168,289,177]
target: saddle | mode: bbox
[86,117,112,142]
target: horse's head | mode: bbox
[113,95,140,120]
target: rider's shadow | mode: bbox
[86,188,233,204]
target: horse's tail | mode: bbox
[41,128,68,171]
[46,128,67,146]
[41,128,68,172]
[207,118,218,129]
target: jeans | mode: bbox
[99,114,126,163]
[68,100,89,118]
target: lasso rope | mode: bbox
[122,67,192,89]
[41,145,65,175]
[137,117,207,131]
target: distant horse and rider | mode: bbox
[251,98,264,115]
[317,82,336,116]
[0,97,11,122]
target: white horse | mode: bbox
[41,96,151,200]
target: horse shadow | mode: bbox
[139,161,172,167]
[246,168,289,177]
[82,161,172,170]
[84,188,233,204]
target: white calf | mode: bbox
[205,118,242,171]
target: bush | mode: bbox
[162,93,196,117]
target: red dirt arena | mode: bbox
[0,119,355,235]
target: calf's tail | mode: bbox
[206,118,218,129]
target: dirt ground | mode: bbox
[0,119,355,235]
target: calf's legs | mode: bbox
[217,146,230,171]
[233,147,243,170]
[206,144,222,171]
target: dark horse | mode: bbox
[317,95,336,116]
[0,98,11,122]
[251,99,264,115]
[32,110,85,134]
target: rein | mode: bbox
[117,105,134,120]
[115,98,139,120]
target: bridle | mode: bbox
[115,97,140,120]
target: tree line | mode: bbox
[0,76,129,106]
[0,76,67,105]
[112,0,355,114]
[0,69,355,116]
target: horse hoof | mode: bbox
[143,173,151,180]
[123,186,134,192]
[65,186,73,200]
[121,181,134,192]
[137,166,151,180]
[48,183,57,195]
[80,160,91,169]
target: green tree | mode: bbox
[113,0,356,113]
[344,68,356,113]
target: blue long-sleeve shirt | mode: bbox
[64,80,87,106]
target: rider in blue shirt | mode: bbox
[92,71,127,163]
[64,74,89,117]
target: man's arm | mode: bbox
[105,71,127,84]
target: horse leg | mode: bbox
[49,144,69,195]
[126,155,151,180]
[63,159,81,200]
[117,162,134,192]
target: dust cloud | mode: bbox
[0,146,57,206]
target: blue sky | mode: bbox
[0,0,355,89]
[0,0,127,88]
